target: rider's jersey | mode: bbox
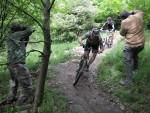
[102,21,115,31]
[82,31,103,48]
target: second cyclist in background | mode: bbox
[101,17,115,47]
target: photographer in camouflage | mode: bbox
[6,22,35,109]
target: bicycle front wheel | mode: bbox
[73,60,87,86]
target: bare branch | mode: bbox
[0,0,29,45]
[0,0,8,42]
[8,1,43,29]
[26,49,44,57]
[29,40,45,43]
[0,63,8,66]
[41,0,45,6]
[48,0,56,12]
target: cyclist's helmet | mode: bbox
[92,28,99,37]
[107,17,112,21]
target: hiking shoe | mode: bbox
[16,95,34,107]
[6,95,17,103]
[0,95,17,106]
[5,95,16,103]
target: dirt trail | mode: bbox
[48,33,123,113]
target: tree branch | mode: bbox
[26,49,44,57]
[41,0,45,6]
[29,40,45,43]
[0,63,8,66]
[8,0,43,29]
[48,0,56,12]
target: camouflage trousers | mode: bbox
[8,63,33,107]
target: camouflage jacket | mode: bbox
[7,27,33,64]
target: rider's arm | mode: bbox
[79,32,88,45]
[101,22,106,30]
[112,22,115,31]
[79,36,84,45]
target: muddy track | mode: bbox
[48,33,124,113]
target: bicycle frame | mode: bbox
[73,56,88,86]
[101,30,113,48]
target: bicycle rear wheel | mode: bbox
[73,59,87,86]
[108,36,113,48]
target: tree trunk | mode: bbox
[32,0,51,112]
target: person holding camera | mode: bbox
[6,22,35,109]
[120,10,145,86]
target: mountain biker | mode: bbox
[79,28,104,71]
[101,17,115,32]
[101,17,115,45]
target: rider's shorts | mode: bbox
[84,41,99,53]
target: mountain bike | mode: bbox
[73,55,88,86]
[73,44,89,86]
[108,30,113,48]
[101,30,113,48]
[73,44,102,86]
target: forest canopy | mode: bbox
[1,0,150,46]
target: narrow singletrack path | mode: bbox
[48,32,124,113]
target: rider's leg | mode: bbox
[82,41,91,61]
[87,46,98,69]
[83,51,90,59]
[88,52,97,66]
[78,50,89,69]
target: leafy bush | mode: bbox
[51,0,96,42]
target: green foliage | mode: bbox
[0,40,77,113]
[127,0,150,27]
[97,31,150,113]
[50,41,78,64]
[39,87,68,113]
[94,0,150,29]
[95,0,122,21]
[51,0,96,42]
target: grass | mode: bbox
[50,41,78,64]
[97,30,150,113]
[0,40,78,113]
[39,87,68,113]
